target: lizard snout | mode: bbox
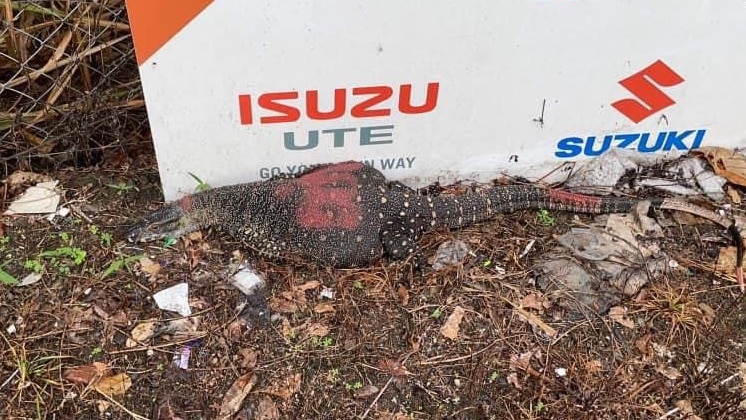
[126,205,187,243]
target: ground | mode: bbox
[1,156,746,420]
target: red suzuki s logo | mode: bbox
[611,60,685,123]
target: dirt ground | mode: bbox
[2,153,746,420]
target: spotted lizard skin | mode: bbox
[127,161,653,267]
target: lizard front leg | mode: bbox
[380,217,426,266]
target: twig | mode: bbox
[500,295,557,338]
[728,223,744,292]
[3,34,131,89]
[360,376,393,419]
[659,198,745,292]
[94,388,150,420]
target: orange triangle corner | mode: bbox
[126,0,216,66]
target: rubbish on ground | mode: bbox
[319,287,335,299]
[230,265,270,327]
[5,181,60,214]
[173,345,192,369]
[693,147,746,187]
[152,283,191,317]
[229,266,265,296]
[633,157,727,201]
[17,273,42,287]
[535,203,669,313]
[565,148,677,194]
[518,239,536,259]
[216,373,258,420]
[673,157,727,201]
[431,240,471,269]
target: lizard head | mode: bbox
[127,202,199,243]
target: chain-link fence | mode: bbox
[0,0,147,177]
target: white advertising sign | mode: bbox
[126,0,746,200]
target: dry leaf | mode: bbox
[238,348,258,369]
[217,373,257,420]
[313,303,335,314]
[715,246,738,276]
[671,210,702,226]
[609,306,635,329]
[94,373,132,397]
[269,297,298,314]
[698,303,716,326]
[187,248,201,269]
[138,257,161,277]
[584,360,603,373]
[226,318,249,340]
[353,384,379,399]
[108,311,129,326]
[378,359,409,377]
[63,362,110,385]
[675,399,700,419]
[280,318,294,338]
[4,170,52,186]
[510,349,540,372]
[513,307,557,338]
[635,332,652,357]
[306,322,330,337]
[186,231,203,242]
[256,396,280,420]
[520,293,546,311]
[263,373,302,400]
[396,284,410,305]
[272,281,321,314]
[440,306,466,340]
[153,399,186,420]
[506,372,522,389]
[128,322,156,347]
[657,366,682,380]
[727,186,741,204]
[296,280,321,291]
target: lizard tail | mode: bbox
[426,185,658,229]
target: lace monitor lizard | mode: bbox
[127,161,658,267]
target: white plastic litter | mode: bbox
[566,149,680,194]
[5,181,60,214]
[229,266,265,296]
[17,273,42,287]
[152,283,191,316]
[675,157,727,201]
[319,287,335,299]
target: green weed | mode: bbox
[327,368,340,382]
[536,209,556,227]
[0,265,19,285]
[100,254,145,279]
[188,172,211,193]
[106,182,138,194]
[39,247,87,266]
[345,381,363,391]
